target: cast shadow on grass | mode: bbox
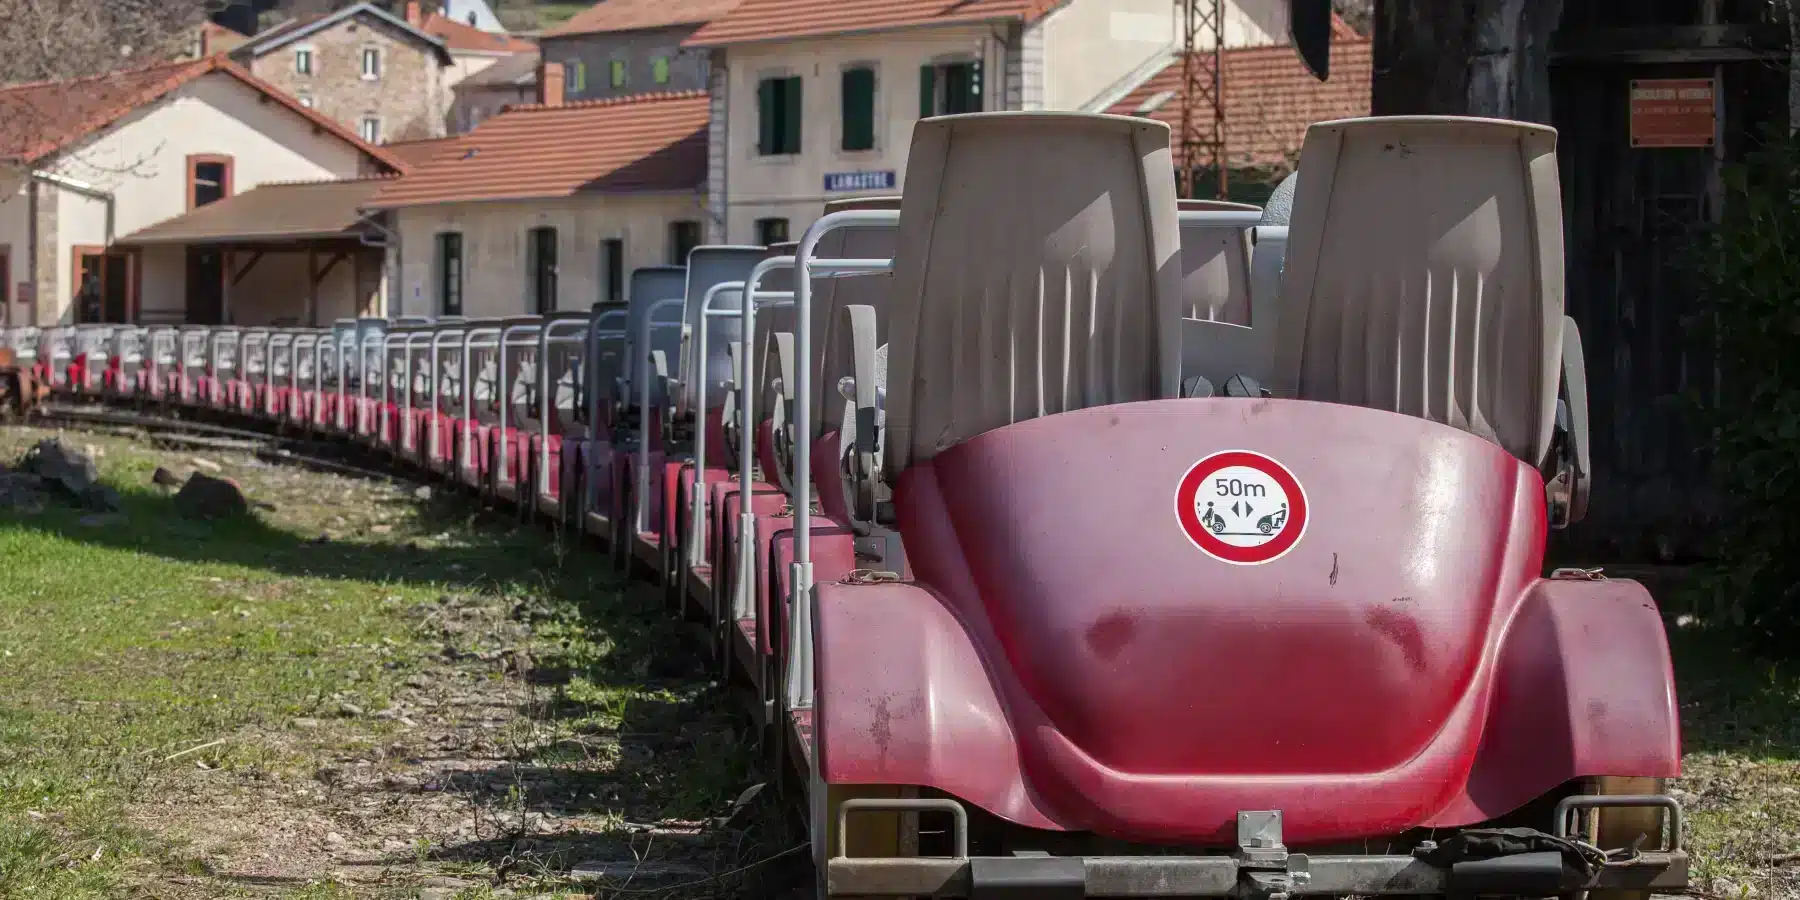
[1,472,580,590]
[0,467,796,895]
[1668,625,1800,761]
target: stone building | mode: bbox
[448,50,540,134]
[230,2,454,143]
[537,0,738,104]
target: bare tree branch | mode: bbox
[0,0,213,86]
[1333,0,1374,35]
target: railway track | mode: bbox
[32,403,416,484]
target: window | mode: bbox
[186,154,233,209]
[570,60,587,93]
[294,47,313,75]
[668,221,701,265]
[436,233,463,316]
[361,47,381,80]
[527,226,558,314]
[756,75,803,156]
[841,66,876,152]
[360,116,382,143]
[0,248,10,308]
[652,56,670,84]
[73,249,130,324]
[920,60,982,117]
[601,239,624,305]
[755,218,790,246]
[610,59,627,89]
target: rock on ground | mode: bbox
[174,472,249,520]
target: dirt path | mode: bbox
[0,426,802,900]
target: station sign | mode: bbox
[1629,78,1716,148]
[823,170,897,193]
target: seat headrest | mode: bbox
[883,112,1184,479]
[1274,115,1565,467]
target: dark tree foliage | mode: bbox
[1695,135,1800,648]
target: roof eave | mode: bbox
[683,14,1025,49]
[549,18,709,40]
[242,3,454,66]
[119,228,367,246]
[366,184,703,211]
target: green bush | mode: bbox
[1697,135,1800,646]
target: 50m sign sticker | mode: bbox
[1174,450,1309,565]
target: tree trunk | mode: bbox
[1372,0,1562,123]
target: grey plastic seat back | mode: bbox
[679,246,775,414]
[623,266,687,410]
[1275,115,1565,467]
[811,195,902,441]
[883,112,1184,479]
[751,243,797,425]
[1178,212,1257,324]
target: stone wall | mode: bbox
[245,13,448,142]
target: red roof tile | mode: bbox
[118,176,400,245]
[365,90,709,207]
[684,0,1059,46]
[0,56,407,172]
[383,136,463,168]
[1107,34,1372,171]
[550,0,742,37]
[423,12,536,53]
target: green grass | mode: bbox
[533,4,589,28]
[0,428,776,898]
[1664,625,1800,898]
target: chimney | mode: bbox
[405,1,423,26]
[537,60,565,107]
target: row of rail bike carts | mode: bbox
[2,111,1690,900]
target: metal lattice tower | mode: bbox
[1177,0,1228,199]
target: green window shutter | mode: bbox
[919,64,936,118]
[781,76,803,154]
[652,56,670,84]
[757,78,776,155]
[841,67,874,151]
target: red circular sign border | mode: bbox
[1174,450,1310,565]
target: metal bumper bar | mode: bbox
[828,796,1687,898]
[827,850,1688,897]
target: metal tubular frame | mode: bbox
[688,280,747,568]
[535,316,590,504]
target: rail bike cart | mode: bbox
[579,305,629,541]
[761,111,1683,900]
[615,265,689,573]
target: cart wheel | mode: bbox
[1210,518,1225,534]
[1259,521,1273,535]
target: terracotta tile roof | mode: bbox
[1106,31,1372,170]
[384,136,463,167]
[423,11,536,53]
[550,0,741,37]
[684,0,1058,46]
[366,90,709,208]
[0,56,408,172]
[201,21,252,54]
[117,177,398,245]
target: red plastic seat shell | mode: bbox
[814,398,1680,845]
